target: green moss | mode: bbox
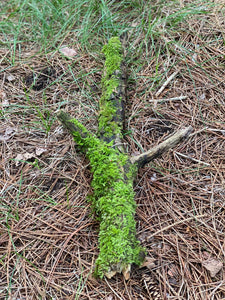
[68,116,144,278]
[65,37,145,278]
[102,36,123,75]
[99,37,123,137]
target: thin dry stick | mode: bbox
[207,128,225,134]
[148,95,187,103]
[104,278,124,300]
[175,151,210,166]
[155,70,180,97]
[130,126,193,167]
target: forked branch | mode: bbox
[57,37,193,279]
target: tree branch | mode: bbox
[130,126,193,167]
[57,37,193,280]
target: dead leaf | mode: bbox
[15,147,47,166]
[0,134,10,142]
[0,127,16,141]
[105,270,117,279]
[0,89,6,99]
[186,226,190,233]
[59,46,77,58]
[0,89,9,107]
[140,256,156,270]
[122,264,131,280]
[168,264,179,277]
[163,243,171,252]
[202,251,210,260]
[35,147,47,156]
[15,153,35,166]
[131,21,139,28]
[7,74,16,82]
[139,231,150,242]
[2,99,9,107]
[202,258,223,277]
[169,277,178,285]
[150,173,157,182]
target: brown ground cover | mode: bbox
[0,2,225,299]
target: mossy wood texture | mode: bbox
[99,37,126,144]
[58,37,193,279]
[57,37,145,279]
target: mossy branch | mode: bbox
[57,110,144,279]
[57,37,193,279]
[57,111,91,147]
[58,38,145,279]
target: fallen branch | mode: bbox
[57,37,192,279]
[130,126,193,168]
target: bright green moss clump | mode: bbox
[69,117,144,278]
[62,37,145,278]
[102,37,122,75]
[99,37,124,138]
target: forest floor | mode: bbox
[0,0,225,299]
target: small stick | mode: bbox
[207,128,225,134]
[175,151,210,166]
[155,70,179,97]
[130,126,193,167]
[148,95,187,103]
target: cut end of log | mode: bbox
[95,247,146,280]
[105,264,131,280]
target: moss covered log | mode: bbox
[58,110,144,279]
[57,37,192,279]
[58,37,145,279]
